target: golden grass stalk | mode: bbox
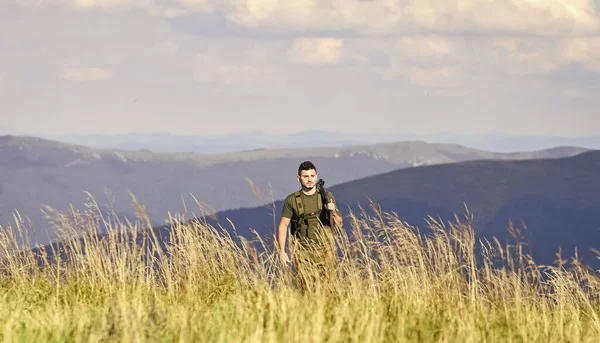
[0,195,598,342]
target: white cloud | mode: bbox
[18,0,600,36]
[440,0,599,35]
[389,35,461,70]
[225,0,600,37]
[59,67,113,81]
[488,38,559,75]
[4,2,600,137]
[382,35,463,85]
[382,33,600,85]
[396,36,457,60]
[228,0,279,26]
[288,38,344,65]
[560,38,600,72]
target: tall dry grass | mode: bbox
[0,196,599,342]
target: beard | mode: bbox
[302,182,315,190]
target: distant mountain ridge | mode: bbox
[35,130,600,154]
[1,135,588,166]
[0,134,590,247]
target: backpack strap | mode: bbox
[292,191,304,236]
[294,191,304,217]
[295,189,323,213]
[316,188,322,211]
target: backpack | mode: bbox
[290,188,328,237]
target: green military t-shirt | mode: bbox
[281,189,336,240]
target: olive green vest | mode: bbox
[290,189,330,240]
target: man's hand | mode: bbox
[280,251,290,265]
[326,199,336,211]
[327,199,343,228]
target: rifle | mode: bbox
[316,178,335,228]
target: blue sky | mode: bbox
[1,0,599,136]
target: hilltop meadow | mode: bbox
[1,194,599,343]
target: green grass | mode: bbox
[1,199,599,342]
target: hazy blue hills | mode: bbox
[0,134,590,247]
[36,130,600,154]
[206,150,600,269]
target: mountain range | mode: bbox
[207,150,600,269]
[0,134,589,246]
[18,130,600,154]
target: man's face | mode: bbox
[298,169,317,190]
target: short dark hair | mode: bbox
[298,161,317,175]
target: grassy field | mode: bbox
[1,199,599,342]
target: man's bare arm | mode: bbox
[331,209,343,228]
[277,217,291,263]
[326,198,343,229]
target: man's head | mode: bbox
[297,161,317,191]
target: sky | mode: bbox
[1,0,600,137]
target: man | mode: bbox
[277,161,343,265]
